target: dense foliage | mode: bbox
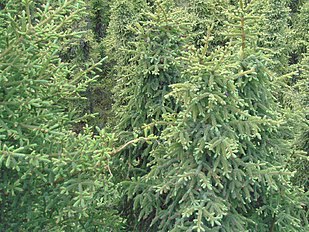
[0,0,308,231]
[0,0,123,230]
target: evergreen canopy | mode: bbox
[0,0,308,231]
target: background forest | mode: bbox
[0,0,308,231]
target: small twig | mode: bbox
[109,137,155,156]
[235,67,255,79]
[269,215,276,232]
[106,158,113,177]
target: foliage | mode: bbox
[281,0,309,190]
[262,0,291,74]
[112,0,193,173]
[90,0,112,40]
[0,0,308,231]
[0,1,123,230]
[59,0,113,128]
[106,0,195,229]
[124,1,308,231]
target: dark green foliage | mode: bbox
[288,52,309,189]
[114,0,193,154]
[58,0,113,128]
[283,1,309,191]
[90,0,112,40]
[289,0,308,66]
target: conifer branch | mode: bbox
[36,0,74,28]
[156,1,168,23]
[239,0,244,10]
[0,0,77,60]
[70,57,107,84]
[236,67,256,78]
[50,137,156,185]
[201,23,214,60]
[0,36,24,60]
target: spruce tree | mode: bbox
[0,1,123,230]
[113,0,193,174]
[108,1,194,229]
[127,1,308,231]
